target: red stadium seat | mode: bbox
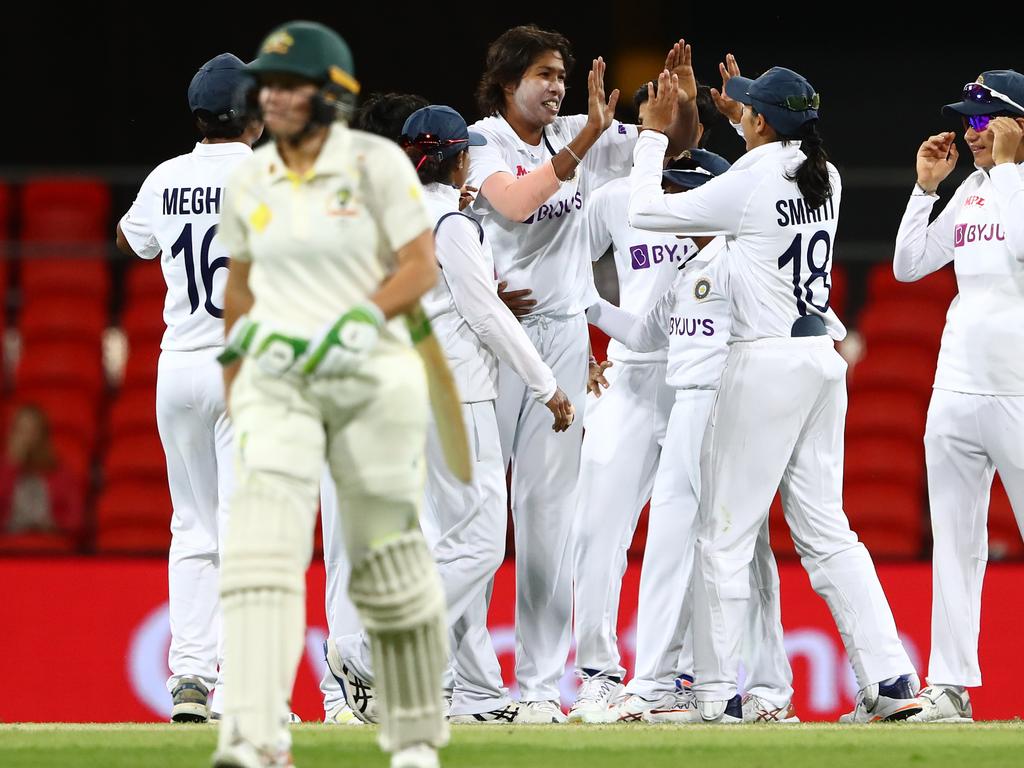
[125,261,167,301]
[589,324,610,362]
[121,344,161,390]
[0,532,78,555]
[768,492,798,560]
[7,388,99,450]
[20,179,111,241]
[18,295,109,344]
[858,299,947,351]
[845,389,928,442]
[108,389,158,439]
[121,295,167,344]
[19,257,111,301]
[49,430,92,485]
[844,480,923,558]
[867,263,957,307]
[829,262,847,321]
[103,433,166,485]
[845,434,925,488]
[95,479,171,554]
[988,475,1023,560]
[850,342,937,395]
[15,340,105,398]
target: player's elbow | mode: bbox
[114,224,137,258]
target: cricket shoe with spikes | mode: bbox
[171,676,210,723]
[324,640,378,724]
[905,685,973,723]
[518,699,568,723]
[741,694,800,723]
[643,676,697,724]
[614,692,676,723]
[449,703,521,724]
[567,671,624,723]
[838,674,923,722]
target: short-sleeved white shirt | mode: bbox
[467,114,639,317]
[119,142,252,351]
[218,123,432,345]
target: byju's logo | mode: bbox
[954,224,966,248]
[955,222,1004,247]
[630,244,651,269]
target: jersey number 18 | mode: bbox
[777,229,831,315]
[170,223,228,318]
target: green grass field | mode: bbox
[3,723,1024,768]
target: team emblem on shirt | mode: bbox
[694,278,711,301]
[326,185,358,217]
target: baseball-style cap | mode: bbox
[942,70,1024,118]
[401,105,487,161]
[188,53,249,118]
[724,66,819,136]
[662,148,732,189]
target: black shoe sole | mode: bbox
[883,706,923,722]
[171,713,210,724]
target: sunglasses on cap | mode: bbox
[962,82,1024,115]
[777,93,820,111]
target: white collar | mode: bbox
[424,182,461,209]
[730,140,803,172]
[192,141,253,156]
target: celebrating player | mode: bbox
[630,66,921,723]
[895,70,1024,723]
[466,25,699,719]
[212,21,446,768]
[115,53,262,723]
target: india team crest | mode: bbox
[694,277,711,301]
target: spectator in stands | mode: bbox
[0,404,83,540]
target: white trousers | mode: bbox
[496,313,589,700]
[626,390,792,707]
[925,389,1024,687]
[692,338,913,701]
[572,358,673,678]
[157,348,234,714]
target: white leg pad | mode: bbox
[349,530,449,752]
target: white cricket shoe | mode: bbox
[211,742,293,768]
[906,685,973,723]
[391,744,439,768]
[449,703,521,724]
[325,640,378,724]
[838,674,923,723]
[613,693,674,723]
[518,699,568,723]
[567,672,624,723]
[324,702,364,725]
[741,694,800,723]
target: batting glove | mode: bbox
[300,303,385,378]
[218,315,309,376]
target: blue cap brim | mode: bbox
[468,130,487,147]
[662,169,714,190]
[724,76,757,105]
[941,100,1022,117]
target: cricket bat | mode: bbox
[406,302,472,484]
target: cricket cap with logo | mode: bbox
[401,105,487,163]
[942,70,1024,118]
[724,66,820,136]
[188,53,248,120]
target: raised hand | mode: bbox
[989,117,1024,165]
[586,56,620,135]
[916,132,958,192]
[641,70,680,134]
[710,53,743,124]
[665,38,697,105]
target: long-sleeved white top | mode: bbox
[893,162,1024,395]
[421,183,557,404]
[586,176,698,363]
[628,131,846,342]
[586,238,732,389]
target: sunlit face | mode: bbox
[259,73,318,140]
[506,50,566,127]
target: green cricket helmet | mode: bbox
[250,20,361,124]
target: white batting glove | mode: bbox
[218,315,308,376]
[300,303,385,378]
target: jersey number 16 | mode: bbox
[170,223,228,318]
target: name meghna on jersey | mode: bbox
[775,195,836,227]
[163,186,223,216]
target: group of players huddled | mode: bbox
[115,17,1024,768]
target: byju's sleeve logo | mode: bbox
[630,244,651,270]
[954,224,966,248]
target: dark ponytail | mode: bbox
[785,120,832,211]
[402,143,463,186]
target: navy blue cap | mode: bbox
[724,66,819,136]
[662,148,732,190]
[188,53,249,118]
[942,70,1024,118]
[401,105,486,160]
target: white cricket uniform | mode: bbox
[338,182,558,716]
[589,241,792,706]
[629,131,914,701]
[217,123,436,754]
[119,141,251,713]
[467,113,638,699]
[894,163,1024,687]
[572,176,687,679]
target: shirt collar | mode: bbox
[191,141,253,157]
[729,140,803,172]
[423,182,461,208]
[262,123,353,185]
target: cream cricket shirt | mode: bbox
[218,123,432,346]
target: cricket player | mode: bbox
[212,21,446,768]
[115,53,261,723]
[895,70,1024,723]
[583,155,795,724]
[467,26,698,718]
[630,67,921,723]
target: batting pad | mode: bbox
[218,475,312,755]
[349,530,450,751]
